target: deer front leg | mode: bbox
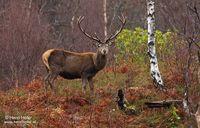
[82,77,87,94]
[88,78,94,94]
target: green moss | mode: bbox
[0,111,5,124]
[7,89,26,97]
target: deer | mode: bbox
[42,15,126,94]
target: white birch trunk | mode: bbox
[103,0,108,40]
[196,53,200,127]
[147,0,164,89]
[195,104,200,128]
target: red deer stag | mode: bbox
[42,15,126,93]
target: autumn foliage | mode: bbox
[0,0,200,127]
[0,61,198,128]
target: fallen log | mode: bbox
[145,100,182,108]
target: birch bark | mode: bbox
[195,104,200,128]
[103,0,108,40]
[147,0,164,89]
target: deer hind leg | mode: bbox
[44,70,59,92]
[47,65,62,92]
[49,73,59,92]
[44,71,51,91]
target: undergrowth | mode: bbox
[0,60,198,127]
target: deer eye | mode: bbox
[108,41,113,46]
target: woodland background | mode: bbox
[0,0,200,127]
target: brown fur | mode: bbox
[42,48,107,93]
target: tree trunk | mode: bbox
[196,53,200,127]
[195,104,200,128]
[103,0,108,40]
[183,42,192,115]
[147,0,164,90]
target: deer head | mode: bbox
[77,15,126,56]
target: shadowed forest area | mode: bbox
[0,0,200,127]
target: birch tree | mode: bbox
[103,0,108,39]
[147,0,164,90]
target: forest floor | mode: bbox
[0,62,198,128]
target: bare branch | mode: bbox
[77,16,102,44]
[187,3,200,24]
[105,14,126,43]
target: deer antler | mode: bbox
[105,14,126,43]
[78,14,126,44]
[78,16,103,44]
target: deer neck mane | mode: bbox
[93,51,107,71]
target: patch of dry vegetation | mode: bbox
[0,62,198,128]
